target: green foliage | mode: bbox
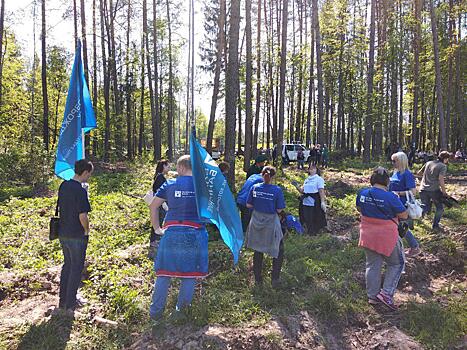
[402,301,466,349]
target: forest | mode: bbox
[0,0,466,349]
[0,0,465,186]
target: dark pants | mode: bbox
[59,237,88,310]
[238,204,252,233]
[301,204,327,235]
[420,190,444,228]
[253,240,284,283]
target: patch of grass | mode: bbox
[401,301,466,349]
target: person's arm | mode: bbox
[318,188,327,212]
[150,196,165,234]
[246,203,254,209]
[439,175,447,194]
[416,164,425,176]
[79,213,90,235]
[396,210,408,220]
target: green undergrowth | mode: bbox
[1,159,466,349]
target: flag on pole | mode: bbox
[190,128,244,264]
[54,40,96,180]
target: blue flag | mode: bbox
[55,41,96,180]
[190,129,244,264]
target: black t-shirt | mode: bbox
[58,179,92,238]
[152,173,167,193]
[246,164,262,180]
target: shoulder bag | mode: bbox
[405,191,423,219]
[368,191,408,238]
[49,200,60,241]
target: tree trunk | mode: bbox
[363,0,376,163]
[312,0,324,144]
[166,0,174,160]
[138,32,145,155]
[295,0,304,142]
[0,0,5,107]
[243,0,253,171]
[225,0,241,188]
[306,8,315,148]
[206,0,225,154]
[152,0,161,160]
[100,0,111,161]
[41,0,49,151]
[412,0,421,150]
[125,0,133,160]
[445,0,454,148]
[336,29,345,150]
[277,0,288,166]
[252,0,261,158]
[429,0,447,150]
[80,0,91,156]
[455,13,464,148]
[92,0,98,156]
[73,0,78,47]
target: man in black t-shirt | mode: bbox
[57,159,93,313]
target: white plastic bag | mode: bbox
[406,191,423,219]
[143,190,155,206]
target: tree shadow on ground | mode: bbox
[17,314,74,350]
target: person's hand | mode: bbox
[321,202,327,213]
[84,230,90,236]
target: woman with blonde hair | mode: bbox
[389,152,421,257]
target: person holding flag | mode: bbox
[149,155,208,321]
[53,40,96,315]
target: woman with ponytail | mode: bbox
[246,166,286,288]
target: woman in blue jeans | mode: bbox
[148,156,208,321]
[389,152,421,257]
[357,167,408,310]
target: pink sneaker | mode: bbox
[376,291,398,311]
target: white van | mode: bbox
[282,143,311,163]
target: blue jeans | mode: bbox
[59,237,88,309]
[364,239,405,298]
[419,190,444,228]
[404,230,419,248]
[150,277,197,318]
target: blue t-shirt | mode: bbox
[237,174,263,206]
[356,187,406,220]
[246,183,285,214]
[388,170,416,204]
[58,179,92,238]
[155,176,202,223]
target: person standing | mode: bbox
[356,167,408,310]
[246,155,267,179]
[418,151,451,230]
[148,160,170,260]
[294,164,327,235]
[297,147,305,170]
[315,144,322,166]
[246,166,286,288]
[149,156,208,321]
[57,159,94,314]
[321,144,329,168]
[218,161,230,177]
[237,173,264,232]
[389,152,421,257]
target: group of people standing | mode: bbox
[53,149,452,320]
